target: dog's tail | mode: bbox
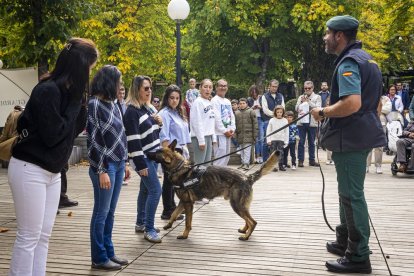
[248,151,279,184]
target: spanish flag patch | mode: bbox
[342,72,353,77]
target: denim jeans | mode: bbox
[89,160,125,265]
[297,124,317,162]
[262,119,270,161]
[255,117,264,157]
[283,142,297,166]
[136,158,162,233]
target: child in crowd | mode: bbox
[283,111,299,170]
[266,105,289,171]
[235,98,258,170]
[231,99,240,151]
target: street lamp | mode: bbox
[168,0,190,87]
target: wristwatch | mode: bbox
[318,108,325,118]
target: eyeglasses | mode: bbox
[304,87,312,90]
[143,86,152,91]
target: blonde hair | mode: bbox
[127,75,152,108]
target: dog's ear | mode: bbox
[169,140,177,151]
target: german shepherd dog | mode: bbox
[147,140,278,241]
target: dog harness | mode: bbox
[173,166,207,190]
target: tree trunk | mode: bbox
[256,38,270,90]
[32,0,48,80]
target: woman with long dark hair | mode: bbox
[158,85,190,220]
[87,65,130,270]
[8,38,98,276]
[124,76,163,243]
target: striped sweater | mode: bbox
[123,104,160,171]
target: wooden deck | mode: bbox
[0,151,412,276]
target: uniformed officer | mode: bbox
[311,15,386,274]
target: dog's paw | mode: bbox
[238,228,247,234]
[177,235,188,239]
[238,235,249,241]
[163,224,172,230]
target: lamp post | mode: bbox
[168,0,190,87]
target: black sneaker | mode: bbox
[59,199,78,208]
[279,166,286,171]
[309,161,320,167]
[298,161,304,167]
[91,260,122,271]
[326,256,372,274]
[326,241,346,256]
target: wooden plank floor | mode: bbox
[0,151,412,276]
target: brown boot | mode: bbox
[398,163,407,173]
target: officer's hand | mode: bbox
[311,108,324,122]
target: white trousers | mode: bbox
[213,135,231,166]
[241,143,252,165]
[8,157,61,276]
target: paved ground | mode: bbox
[0,150,412,276]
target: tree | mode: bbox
[75,0,176,88]
[0,0,91,78]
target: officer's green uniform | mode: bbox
[322,15,386,262]
[332,59,370,261]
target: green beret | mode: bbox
[326,15,359,31]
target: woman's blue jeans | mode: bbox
[255,117,264,157]
[136,158,162,233]
[89,160,125,265]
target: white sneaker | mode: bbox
[376,167,382,174]
[366,166,369,173]
[326,160,334,165]
[258,157,263,164]
[236,147,241,154]
[291,165,296,170]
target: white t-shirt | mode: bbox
[211,95,236,135]
[190,97,217,145]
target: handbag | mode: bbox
[0,136,19,161]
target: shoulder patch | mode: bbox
[342,72,353,77]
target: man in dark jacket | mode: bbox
[311,15,386,274]
[395,122,414,172]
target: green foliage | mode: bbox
[76,0,176,87]
[0,0,91,76]
[0,0,412,88]
[285,98,298,115]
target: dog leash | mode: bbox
[190,111,335,233]
[190,112,311,168]
[316,122,335,232]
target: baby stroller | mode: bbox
[388,120,414,175]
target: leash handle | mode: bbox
[191,111,311,167]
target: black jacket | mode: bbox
[12,80,85,173]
